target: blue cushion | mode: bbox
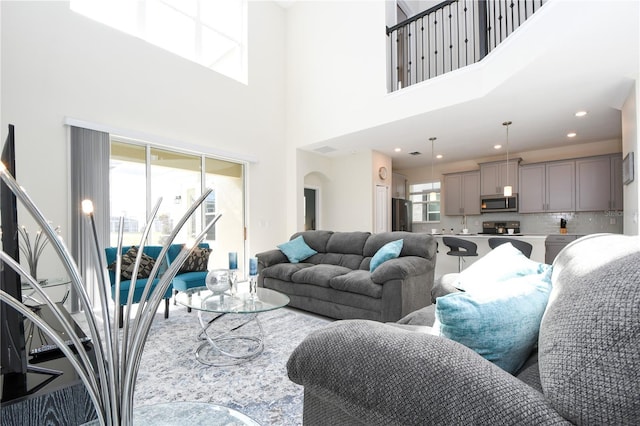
[455,242,550,292]
[172,271,208,292]
[435,269,552,374]
[370,239,403,272]
[110,277,173,304]
[277,236,318,264]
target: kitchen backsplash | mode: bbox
[413,210,624,235]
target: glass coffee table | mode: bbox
[21,277,71,305]
[84,401,260,425]
[175,286,289,366]
[133,401,260,425]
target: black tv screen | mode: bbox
[1,123,27,379]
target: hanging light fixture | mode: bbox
[503,121,513,197]
[429,137,437,201]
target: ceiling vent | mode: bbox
[409,151,422,156]
[314,146,337,154]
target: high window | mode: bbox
[70,0,247,84]
[110,140,245,271]
[409,182,441,223]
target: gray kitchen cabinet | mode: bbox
[611,154,623,210]
[480,160,519,195]
[391,172,407,199]
[576,154,623,211]
[444,171,480,216]
[519,160,575,213]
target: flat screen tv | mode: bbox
[1,124,28,392]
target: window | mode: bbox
[409,182,441,222]
[70,0,247,84]
[110,140,245,272]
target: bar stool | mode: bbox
[488,238,533,259]
[442,236,478,272]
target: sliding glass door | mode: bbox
[149,147,202,245]
[109,140,245,272]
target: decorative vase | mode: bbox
[205,269,230,295]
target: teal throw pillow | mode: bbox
[370,239,404,272]
[435,269,552,374]
[277,236,318,264]
[455,242,550,292]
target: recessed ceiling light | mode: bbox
[575,111,587,117]
[567,132,577,138]
[436,154,443,159]
[494,144,502,149]
[394,148,401,152]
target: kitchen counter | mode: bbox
[432,234,547,278]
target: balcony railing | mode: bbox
[387,0,547,92]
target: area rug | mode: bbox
[130,304,332,425]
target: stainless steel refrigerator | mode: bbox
[392,198,412,232]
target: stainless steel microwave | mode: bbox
[481,194,518,213]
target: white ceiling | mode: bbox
[300,0,639,171]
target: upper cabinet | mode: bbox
[480,160,520,196]
[443,171,480,216]
[519,160,575,213]
[611,154,623,210]
[392,172,407,199]
[576,154,623,211]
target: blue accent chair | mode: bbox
[105,245,173,327]
[167,243,210,312]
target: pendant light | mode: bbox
[503,121,513,197]
[429,137,437,201]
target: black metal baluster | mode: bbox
[421,17,425,83]
[440,9,445,76]
[488,0,494,51]
[434,11,439,77]
[516,0,522,26]
[498,0,504,46]
[448,5,453,72]
[463,1,468,66]
[395,31,400,90]
[456,1,461,69]
[478,0,488,59]
[407,22,412,86]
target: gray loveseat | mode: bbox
[256,230,437,322]
[287,233,640,425]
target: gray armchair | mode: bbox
[287,234,640,425]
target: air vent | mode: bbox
[314,146,337,154]
[409,151,422,156]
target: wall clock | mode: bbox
[378,166,388,180]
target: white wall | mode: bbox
[622,81,639,235]
[297,148,374,232]
[372,150,392,231]
[283,0,558,149]
[1,1,288,277]
[285,1,388,148]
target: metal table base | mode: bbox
[195,310,265,366]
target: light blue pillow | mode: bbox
[277,235,317,264]
[455,242,550,292]
[370,239,404,272]
[435,269,552,374]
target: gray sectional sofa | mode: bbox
[287,233,640,425]
[256,230,437,322]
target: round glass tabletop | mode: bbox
[175,286,289,314]
[83,401,260,426]
[133,401,260,426]
[21,277,71,290]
